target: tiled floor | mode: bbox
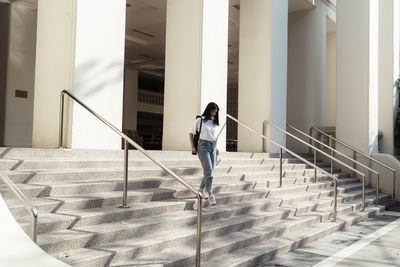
[260,210,400,267]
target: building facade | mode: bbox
[0,0,399,156]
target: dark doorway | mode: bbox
[0,3,10,146]
[137,111,163,150]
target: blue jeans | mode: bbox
[198,139,216,192]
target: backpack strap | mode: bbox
[198,117,203,135]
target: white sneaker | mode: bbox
[208,192,216,205]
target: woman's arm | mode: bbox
[189,133,197,154]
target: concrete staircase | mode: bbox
[0,148,389,266]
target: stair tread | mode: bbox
[199,207,383,267]
[21,188,388,230]
[19,196,283,230]
[40,207,293,246]
[40,194,374,251]
[57,202,380,266]
[1,148,385,267]
[52,212,322,265]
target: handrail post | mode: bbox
[311,126,396,183]
[196,196,202,267]
[352,150,357,178]
[232,116,339,221]
[58,90,203,260]
[376,174,379,206]
[1,172,39,243]
[279,148,283,187]
[309,127,313,154]
[31,207,38,242]
[314,149,317,182]
[393,171,396,199]
[120,139,129,208]
[329,138,333,175]
[262,122,266,152]
[59,91,65,148]
[362,175,365,211]
[333,179,337,222]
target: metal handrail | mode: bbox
[287,124,381,206]
[311,126,396,199]
[0,171,38,242]
[59,90,204,267]
[226,114,340,222]
[263,120,367,211]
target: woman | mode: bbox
[189,102,220,205]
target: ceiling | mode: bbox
[125,0,322,87]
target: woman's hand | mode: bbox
[216,149,219,156]
[192,147,197,155]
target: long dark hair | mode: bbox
[201,102,219,125]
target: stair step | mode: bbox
[51,212,322,266]
[198,206,384,267]
[4,163,331,184]
[0,157,322,172]
[0,148,388,267]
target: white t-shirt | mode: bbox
[190,117,217,142]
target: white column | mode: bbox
[326,30,337,127]
[378,0,400,154]
[287,1,329,153]
[0,3,7,146]
[71,0,126,149]
[5,2,37,147]
[123,69,138,132]
[33,0,75,148]
[163,0,229,151]
[33,0,126,149]
[238,0,288,153]
[336,0,379,154]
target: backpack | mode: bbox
[192,115,203,155]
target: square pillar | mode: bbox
[336,0,379,154]
[238,0,288,153]
[33,0,126,149]
[163,0,229,151]
[378,0,400,154]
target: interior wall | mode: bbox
[0,3,10,146]
[4,1,37,147]
[123,68,138,132]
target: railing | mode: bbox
[138,89,164,105]
[59,90,204,267]
[224,114,340,221]
[0,171,38,242]
[288,124,381,206]
[262,120,368,211]
[311,126,397,199]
